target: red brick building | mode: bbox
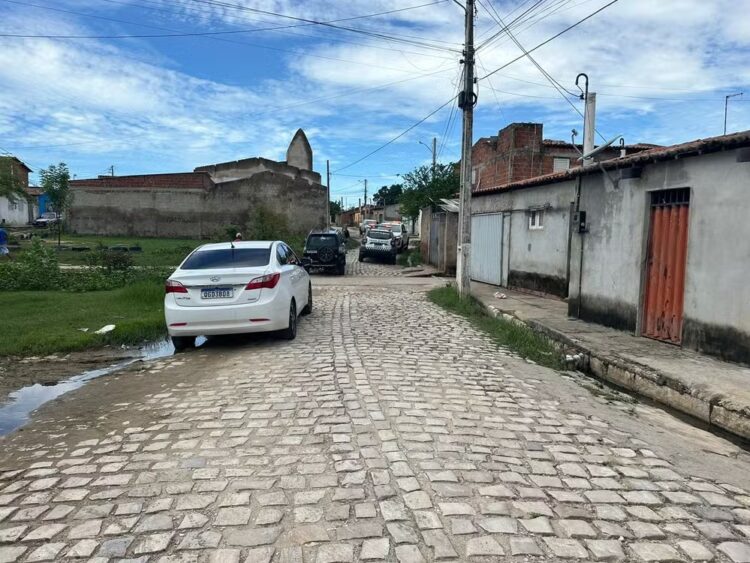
[471,122,659,192]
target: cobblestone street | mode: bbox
[345,250,402,277]
[1,281,749,563]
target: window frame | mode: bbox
[276,243,289,266]
[528,209,544,230]
[552,157,570,172]
[283,243,299,265]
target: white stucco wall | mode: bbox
[0,196,33,226]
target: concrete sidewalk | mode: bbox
[472,282,750,441]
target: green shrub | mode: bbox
[0,238,170,292]
[247,206,291,240]
[85,246,135,271]
[246,207,307,255]
[0,238,63,290]
[397,248,422,267]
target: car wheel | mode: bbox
[281,301,297,340]
[171,336,194,352]
[301,284,312,315]
[358,254,364,262]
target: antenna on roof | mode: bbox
[577,134,622,162]
[570,129,583,157]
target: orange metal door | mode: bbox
[642,188,690,343]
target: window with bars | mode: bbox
[650,187,690,206]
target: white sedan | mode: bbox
[164,241,312,350]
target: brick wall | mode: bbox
[70,173,214,191]
[472,123,544,190]
[472,123,642,192]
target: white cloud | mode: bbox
[1,0,749,185]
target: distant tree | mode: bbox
[39,163,71,247]
[329,200,342,219]
[0,157,27,203]
[398,163,458,224]
[373,184,403,206]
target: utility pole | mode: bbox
[724,92,743,135]
[456,0,475,297]
[326,159,331,228]
[432,136,437,178]
[109,165,115,177]
[363,179,368,218]
[419,137,438,179]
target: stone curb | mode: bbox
[482,302,750,442]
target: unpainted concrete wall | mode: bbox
[569,149,750,363]
[69,171,326,238]
[472,181,575,296]
[195,157,320,185]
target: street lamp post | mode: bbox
[419,137,437,179]
[724,92,743,135]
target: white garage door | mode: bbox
[471,213,503,285]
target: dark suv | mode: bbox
[303,230,347,275]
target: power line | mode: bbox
[476,0,548,49]
[0,6,452,74]
[0,0,459,54]
[437,67,464,160]
[2,0,456,62]
[2,67,456,152]
[477,0,578,97]
[479,0,619,81]
[478,0,576,52]
[334,95,458,173]
[186,0,461,52]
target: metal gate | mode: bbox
[642,188,690,343]
[471,213,504,285]
[429,212,445,267]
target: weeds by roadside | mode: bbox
[428,285,564,370]
[397,247,422,267]
[0,281,165,357]
[0,238,170,292]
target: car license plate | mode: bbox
[201,287,233,299]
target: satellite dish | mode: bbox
[578,134,623,161]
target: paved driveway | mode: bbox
[0,283,749,562]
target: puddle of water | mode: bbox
[0,339,175,436]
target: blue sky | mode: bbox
[1,0,749,206]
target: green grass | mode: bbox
[428,285,564,370]
[14,233,203,268]
[0,281,166,357]
[397,247,422,267]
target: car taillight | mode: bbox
[246,272,280,290]
[165,280,188,294]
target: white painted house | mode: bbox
[0,157,35,226]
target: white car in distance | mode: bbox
[164,241,312,350]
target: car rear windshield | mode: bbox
[368,231,392,240]
[181,248,271,269]
[306,235,339,249]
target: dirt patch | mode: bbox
[0,347,138,404]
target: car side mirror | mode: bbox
[301,258,312,272]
